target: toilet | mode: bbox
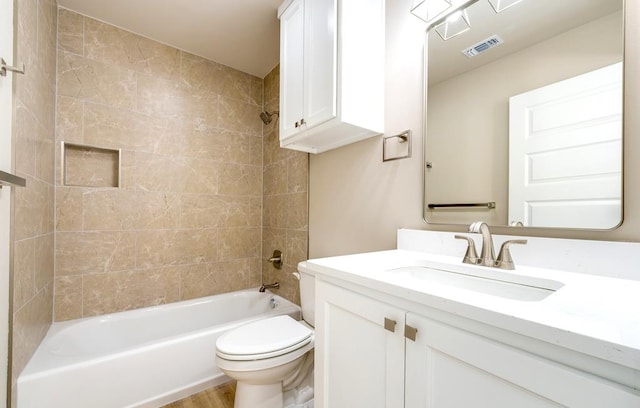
[215,269,315,408]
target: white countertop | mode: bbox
[300,249,640,372]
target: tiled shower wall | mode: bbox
[262,67,309,304]
[11,0,57,392]
[54,9,266,320]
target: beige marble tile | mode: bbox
[119,150,136,190]
[57,7,83,55]
[35,127,55,184]
[82,268,181,317]
[83,101,153,152]
[249,75,263,107]
[287,153,308,193]
[218,196,262,228]
[84,17,180,79]
[56,186,83,231]
[179,194,225,229]
[218,65,254,103]
[179,52,226,95]
[56,231,136,276]
[263,127,297,166]
[136,229,217,269]
[34,233,55,291]
[135,152,219,194]
[15,55,55,131]
[264,65,280,107]
[136,73,218,127]
[16,0,38,78]
[37,0,58,86]
[14,101,38,177]
[14,174,51,241]
[55,95,83,145]
[218,163,262,196]
[263,194,283,230]
[182,129,262,165]
[285,192,309,230]
[263,162,287,196]
[13,238,37,311]
[180,259,260,301]
[218,96,263,136]
[135,191,182,229]
[83,189,138,230]
[217,227,261,261]
[57,50,137,109]
[12,283,53,385]
[54,275,83,321]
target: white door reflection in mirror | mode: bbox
[508,63,622,228]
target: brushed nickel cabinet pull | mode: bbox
[405,324,418,341]
[384,318,396,333]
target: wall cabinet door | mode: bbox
[279,0,305,139]
[315,280,405,408]
[279,0,335,142]
[405,313,640,408]
[278,0,384,153]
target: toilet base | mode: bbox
[235,382,283,408]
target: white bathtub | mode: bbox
[17,289,301,408]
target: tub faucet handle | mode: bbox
[268,249,283,269]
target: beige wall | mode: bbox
[54,9,265,320]
[11,0,57,395]
[309,0,640,258]
[262,66,309,304]
[426,12,622,226]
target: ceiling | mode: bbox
[57,0,283,78]
[428,0,623,85]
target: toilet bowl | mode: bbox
[215,268,316,408]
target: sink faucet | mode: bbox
[457,222,527,270]
[259,282,280,292]
[468,221,496,267]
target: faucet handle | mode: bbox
[496,239,527,270]
[455,235,479,265]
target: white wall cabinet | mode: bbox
[278,0,384,154]
[316,279,640,408]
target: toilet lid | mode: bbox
[216,315,313,357]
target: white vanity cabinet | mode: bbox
[316,279,640,408]
[315,280,405,407]
[277,0,384,153]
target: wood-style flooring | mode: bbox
[163,381,236,408]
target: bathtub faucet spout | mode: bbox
[259,282,280,292]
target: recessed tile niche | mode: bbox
[62,142,121,188]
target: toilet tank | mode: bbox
[298,265,316,327]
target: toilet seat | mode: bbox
[216,315,313,361]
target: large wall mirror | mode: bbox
[423,0,624,229]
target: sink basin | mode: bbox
[387,262,563,302]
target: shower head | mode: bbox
[259,110,279,125]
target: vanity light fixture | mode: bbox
[410,0,452,24]
[411,0,525,41]
[435,9,471,40]
[487,0,525,13]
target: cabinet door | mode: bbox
[302,0,336,129]
[405,313,640,408]
[315,280,405,408]
[279,0,305,140]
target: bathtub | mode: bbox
[17,289,301,408]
